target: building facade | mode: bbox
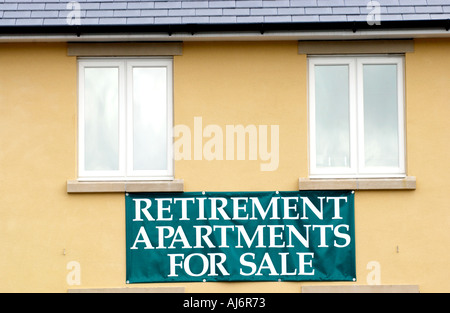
[0,1,449,292]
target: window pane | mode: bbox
[84,67,119,171]
[132,67,168,171]
[363,64,399,167]
[314,65,351,168]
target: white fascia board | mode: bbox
[1,28,450,42]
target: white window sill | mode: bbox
[299,176,416,190]
[67,179,184,193]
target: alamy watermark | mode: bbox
[366,260,381,285]
[366,1,381,26]
[66,260,81,286]
[66,1,81,26]
[174,117,279,172]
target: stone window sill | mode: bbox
[66,179,184,193]
[299,176,416,190]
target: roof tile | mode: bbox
[0,0,444,27]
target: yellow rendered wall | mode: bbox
[0,43,78,292]
[0,40,449,292]
[174,41,306,192]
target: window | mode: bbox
[308,56,405,178]
[78,58,173,180]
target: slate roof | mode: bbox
[0,0,449,27]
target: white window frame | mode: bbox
[78,58,173,181]
[308,55,405,179]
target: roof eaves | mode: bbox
[0,20,449,39]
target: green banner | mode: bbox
[126,191,355,283]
